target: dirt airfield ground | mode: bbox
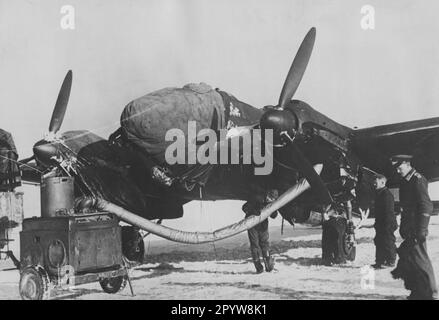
[1,216,439,300]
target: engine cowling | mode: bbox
[259,108,297,144]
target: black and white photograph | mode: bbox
[1,0,439,304]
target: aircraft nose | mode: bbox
[33,140,59,166]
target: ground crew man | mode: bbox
[242,190,278,273]
[372,174,397,268]
[390,155,438,300]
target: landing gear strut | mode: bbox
[343,200,356,261]
[343,220,356,262]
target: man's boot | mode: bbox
[254,261,264,274]
[263,252,275,272]
[251,251,264,274]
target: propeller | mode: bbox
[31,70,73,168]
[49,70,72,134]
[259,27,332,205]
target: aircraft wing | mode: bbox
[351,117,439,184]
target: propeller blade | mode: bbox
[49,70,72,133]
[287,140,333,205]
[278,27,316,109]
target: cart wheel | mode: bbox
[19,266,51,300]
[99,275,127,294]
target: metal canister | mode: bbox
[40,176,74,218]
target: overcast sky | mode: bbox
[2,0,439,237]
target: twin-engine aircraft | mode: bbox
[18,27,439,262]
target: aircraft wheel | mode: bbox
[19,266,51,300]
[122,226,145,263]
[322,216,356,264]
[99,275,127,294]
[337,218,356,262]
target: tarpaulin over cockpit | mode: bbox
[119,83,263,186]
[121,83,225,165]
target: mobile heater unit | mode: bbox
[19,176,130,300]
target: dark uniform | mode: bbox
[242,201,275,273]
[391,168,438,300]
[374,187,397,266]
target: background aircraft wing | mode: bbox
[351,117,439,184]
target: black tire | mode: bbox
[322,216,356,264]
[99,275,127,294]
[19,266,51,300]
[121,226,145,263]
